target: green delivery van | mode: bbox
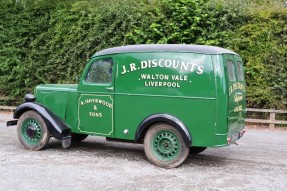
[7,44,246,168]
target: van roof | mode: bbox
[93,44,238,57]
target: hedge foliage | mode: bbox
[0,0,287,109]
[0,0,151,104]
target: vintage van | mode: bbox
[7,44,246,168]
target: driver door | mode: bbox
[77,57,114,137]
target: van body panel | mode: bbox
[115,95,216,147]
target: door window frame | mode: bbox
[84,58,114,85]
[78,56,115,92]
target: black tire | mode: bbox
[189,146,207,155]
[144,123,190,168]
[17,111,50,151]
[71,133,88,142]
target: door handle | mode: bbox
[106,87,114,91]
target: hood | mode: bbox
[35,84,78,120]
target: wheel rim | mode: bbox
[21,118,42,145]
[152,131,180,161]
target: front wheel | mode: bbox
[144,123,190,168]
[17,111,50,151]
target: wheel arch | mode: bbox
[14,102,71,142]
[135,114,192,146]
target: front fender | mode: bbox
[13,102,71,142]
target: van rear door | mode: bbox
[224,54,246,143]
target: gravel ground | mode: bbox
[0,111,287,191]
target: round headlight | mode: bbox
[25,94,36,102]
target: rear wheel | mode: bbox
[71,133,88,142]
[189,146,207,155]
[144,123,190,168]
[17,111,50,151]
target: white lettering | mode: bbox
[141,61,148,69]
[158,59,165,67]
[130,63,137,71]
[151,59,157,67]
[172,60,179,68]
[197,66,204,74]
[165,60,172,67]
[180,61,189,70]
[189,63,197,72]
[121,65,127,75]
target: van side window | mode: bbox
[86,58,113,84]
[227,60,236,81]
[236,61,244,81]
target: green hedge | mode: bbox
[0,0,287,109]
[0,0,152,104]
